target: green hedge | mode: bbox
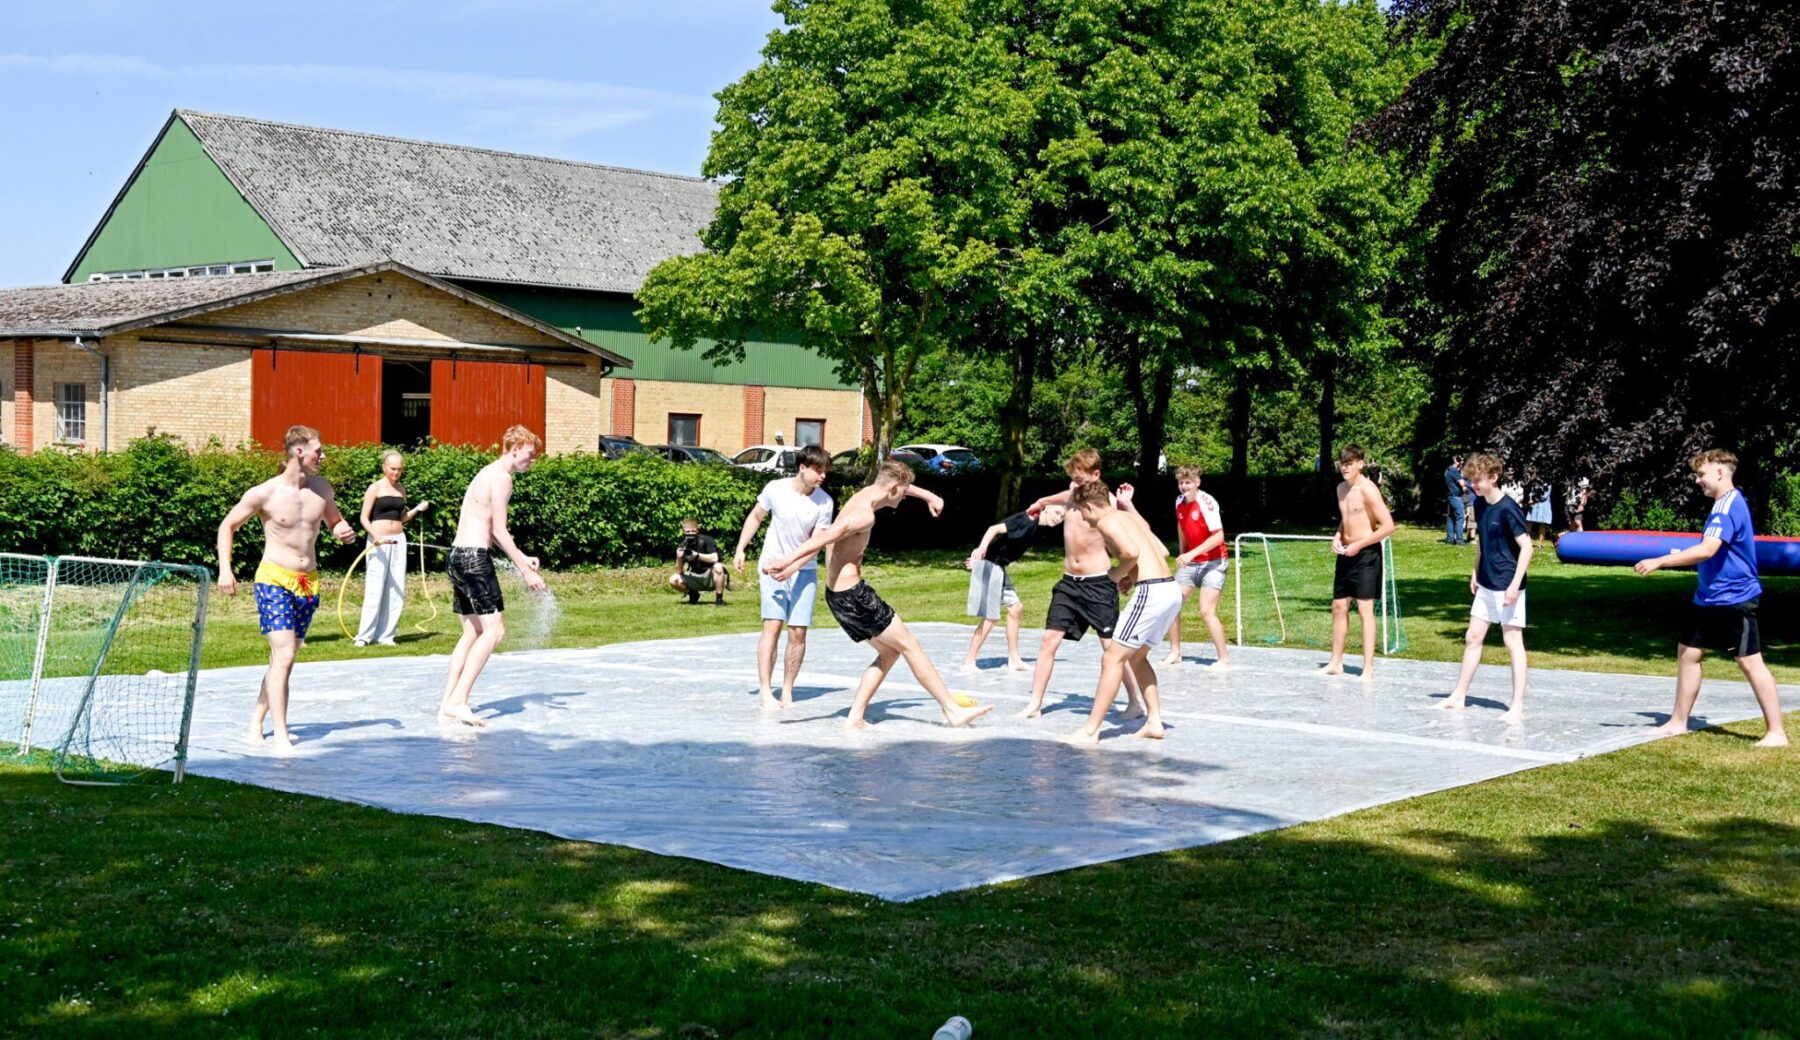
[0,435,769,573]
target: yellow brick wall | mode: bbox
[763,386,864,454]
[0,340,12,446]
[631,379,748,453]
[32,342,102,448]
[107,333,253,449]
[191,272,570,349]
[546,360,603,455]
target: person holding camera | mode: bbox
[669,517,728,605]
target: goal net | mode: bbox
[3,555,209,785]
[1231,534,1407,655]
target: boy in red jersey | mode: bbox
[1162,466,1231,669]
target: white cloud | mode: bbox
[0,51,714,112]
[460,105,657,142]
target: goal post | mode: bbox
[1232,534,1407,655]
[2,554,210,785]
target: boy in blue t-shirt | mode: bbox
[1439,453,1534,719]
[1633,449,1788,747]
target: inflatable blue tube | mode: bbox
[1556,530,1800,576]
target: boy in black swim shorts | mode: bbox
[1326,444,1396,681]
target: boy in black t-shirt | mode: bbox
[962,505,1066,671]
[1439,453,1534,719]
[667,517,727,604]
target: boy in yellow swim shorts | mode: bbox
[218,425,356,755]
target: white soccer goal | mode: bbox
[1,554,210,785]
[1232,534,1407,655]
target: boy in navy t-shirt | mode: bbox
[1634,449,1788,747]
[1439,453,1534,719]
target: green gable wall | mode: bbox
[66,118,299,283]
[463,282,854,392]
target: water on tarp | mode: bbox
[411,544,560,650]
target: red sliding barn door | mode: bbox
[429,358,547,448]
[251,349,383,448]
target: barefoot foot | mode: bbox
[1061,727,1100,746]
[1115,703,1148,722]
[1133,721,1166,740]
[1436,696,1468,711]
[1007,659,1030,672]
[437,707,488,728]
[759,693,780,711]
[1161,653,1181,667]
[1652,718,1689,736]
[944,703,995,728]
[269,734,298,756]
[1500,704,1524,723]
[845,716,871,730]
[1754,731,1789,748]
[1321,663,1345,676]
[245,722,266,744]
[1015,704,1044,719]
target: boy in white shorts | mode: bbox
[1163,465,1232,668]
[1064,481,1179,744]
[734,445,835,709]
[1440,452,1533,719]
[962,505,1065,672]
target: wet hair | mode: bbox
[1689,449,1738,473]
[876,460,915,486]
[1071,480,1112,510]
[502,425,544,454]
[1337,444,1366,465]
[284,424,320,455]
[1064,448,1102,477]
[1175,465,1201,483]
[797,444,830,471]
[1463,453,1502,480]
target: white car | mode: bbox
[731,444,799,473]
[895,443,980,472]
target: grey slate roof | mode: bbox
[0,262,629,366]
[178,110,720,295]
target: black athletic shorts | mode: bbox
[1045,573,1120,641]
[1681,599,1763,658]
[448,547,505,616]
[826,580,896,643]
[1333,548,1383,601]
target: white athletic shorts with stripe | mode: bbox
[1114,578,1185,650]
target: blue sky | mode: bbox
[0,0,784,287]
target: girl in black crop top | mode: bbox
[354,451,433,646]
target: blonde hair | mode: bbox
[502,425,544,454]
[1462,453,1503,480]
[283,424,320,455]
[1064,448,1102,477]
[381,450,405,467]
[1175,465,1201,483]
[1689,449,1738,473]
[876,460,916,486]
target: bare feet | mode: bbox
[1114,703,1148,722]
[1359,669,1376,685]
[1007,659,1030,672]
[780,692,794,709]
[1015,703,1044,719]
[438,707,488,728]
[952,692,978,708]
[1754,731,1789,748]
[245,721,266,744]
[269,734,298,757]
[1321,662,1345,676]
[943,703,995,728]
[759,691,780,711]
[1436,695,1468,711]
[1211,658,1233,672]
[1133,721,1166,740]
[846,716,871,730]
[1061,726,1100,746]
[1161,652,1182,666]
[1499,705,1524,724]
[959,661,979,674]
[1652,717,1689,737]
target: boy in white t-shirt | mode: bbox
[734,445,835,709]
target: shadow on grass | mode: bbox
[4,726,1799,1037]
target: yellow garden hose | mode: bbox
[336,539,442,642]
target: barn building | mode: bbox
[0,110,867,455]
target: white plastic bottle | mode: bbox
[931,1016,972,1040]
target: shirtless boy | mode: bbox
[1017,449,1145,719]
[765,461,993,729]
[1064,481,1179,744]
[440,425,549,727]
[1326,444,1396,680]
[216,424,357,754]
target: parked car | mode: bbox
[895,443,980,472]
[732,445,799,473]
[598,434,650,459]
[651,444,734,465]
[886,449,931,470]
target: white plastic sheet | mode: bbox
[179,623,1771,901]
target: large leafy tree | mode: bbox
[1369,0,1800,492]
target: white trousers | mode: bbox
[355,534,408,644]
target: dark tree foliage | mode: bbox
[1368,0,1800,496]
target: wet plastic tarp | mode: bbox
[179,623,1769,901]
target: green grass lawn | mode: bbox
[5,524,1798,1037]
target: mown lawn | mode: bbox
[4,524,1798,1037]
